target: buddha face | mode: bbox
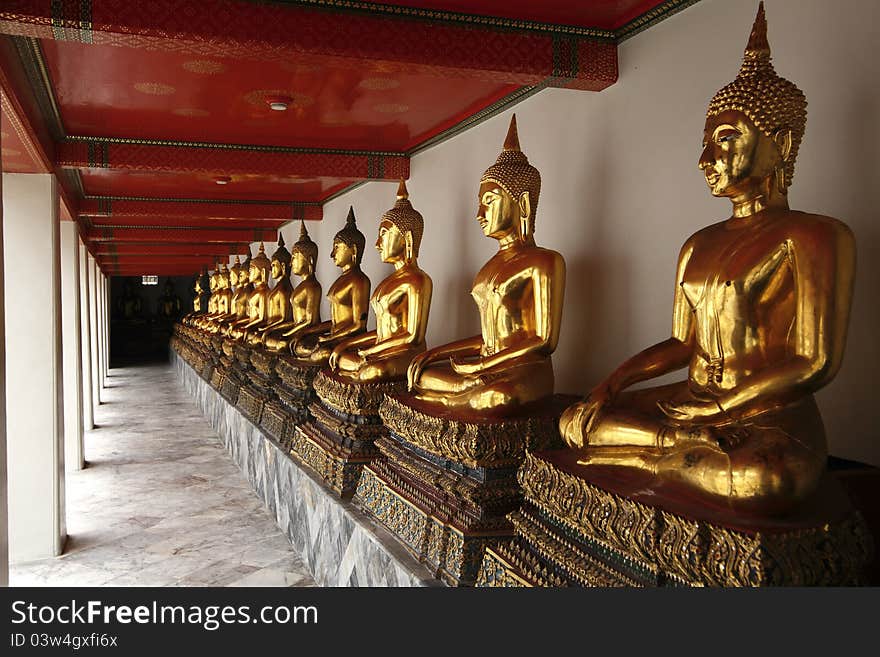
[477,181,520,239]
[331,238,356,268]
[376,220,405,263]
[249,263,259,284]
[699,109,783,201]
[291,251,310,276]
[228,267,239,287]
[270,258,284,280]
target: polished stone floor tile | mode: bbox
[9,361,314,588]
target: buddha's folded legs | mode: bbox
[579,395,827,510]
[415,358,554,410]
[336,345,422,383]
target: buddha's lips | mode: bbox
[705,171,721,185]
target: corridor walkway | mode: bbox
[10,361,314,587]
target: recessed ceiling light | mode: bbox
[266,95,293,111]
[214,176,232,185]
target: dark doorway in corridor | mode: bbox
[110,275,193,365]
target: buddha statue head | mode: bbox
[217,262,231,290]
[208,264,220,293]
[479,114,541,244]
[291,220,319,277]
[700,2,806,203]
[270,233,292,281]
[249,242,271,285]
[377,179,424,264]
[228,255,242,288]
[332,206,366,269]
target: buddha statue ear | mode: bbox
[773,128,793,193]
[405,231,414,263]
[352,244,359,266]
[518,191,532,241]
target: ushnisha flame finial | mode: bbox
[334,206,366,266]
[382,178,424,257]
[480,113,541,234]
[707,1,806,188]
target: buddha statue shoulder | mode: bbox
[292,207,371,363]
[329,180,433,383]
[263,222,323,353]
[246,236,294,346]
[559,3,856,515]
[407,115,566,413]
[227,243,272,342]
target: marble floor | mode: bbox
[10,360,315,587]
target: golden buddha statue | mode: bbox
[406,115,565,413]
[291,207,371,363]
[226,243,272,342]
[245,235,294,346]
[329,180,432,383]
[202,263,235,335]
[193,265,221,330]
[181,272,205,324]
[559,3,856,514]
[222,249,254,337]
[263,221,323,353]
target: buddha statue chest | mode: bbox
[328,273,366,327]
[680,216,804,394]
[267,286,291,321]
[291,281,318,323]
[372,273,410,340]
[247,286,270,320]
[231,290,249,318]
[471,248,541,357]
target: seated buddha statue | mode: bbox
[246,235,294,346]
[221,249,254,338]
[193,266,220,330]
[558,3,856,514]
[329,180,432,383]
[406,115,565,413]
[181,273,205,325]
[291,207,371,363]
[157,279,182,322]
[263,221,323,353]
[226,243,272,342]
[201,263,234,335]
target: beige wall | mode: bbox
[261,0,879,466]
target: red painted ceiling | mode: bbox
[379,1,669,30]
[0,0,685,274]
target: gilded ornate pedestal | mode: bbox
[262,355,323,450]
[234,346,280,426]
[476,451,873,587]
[294,370,404,498]
[355,393,570,586]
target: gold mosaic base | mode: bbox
[289,423,375,498]
[355,463,510,586]
[477,452,874,587]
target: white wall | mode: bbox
[252,0,879,466]
[3,173,66,561]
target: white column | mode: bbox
[0,153,9,585]
[61,222,84,472]
[100,273,108,381]
[88,255,101,405]
[79,242,94,430]
[3,173,66,561]
[103,273,110,375]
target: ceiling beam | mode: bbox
[86,226,278,244]
[57,139,408,181]
[94,243,249,257]
[0,0,618,91]
[80,198,322,223]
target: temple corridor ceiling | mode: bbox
[0,0,697,275]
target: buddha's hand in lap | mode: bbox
[449,354,482,376]
[406,352,430,390]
